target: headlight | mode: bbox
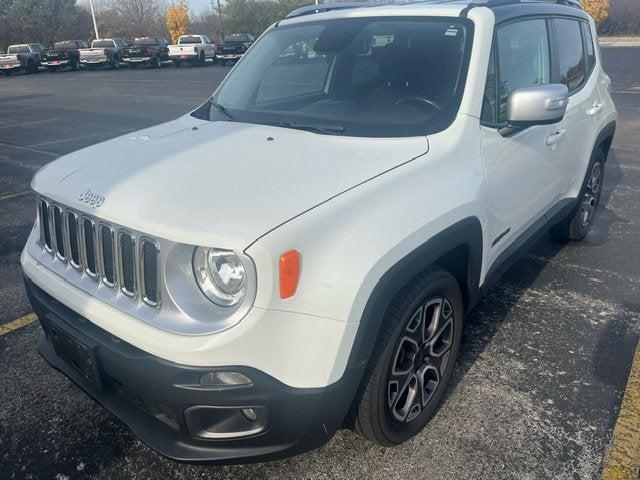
[193,247,247,306]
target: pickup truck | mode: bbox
[216,33,254,65]
[122,37,170,68]
[79,38,127,70]
[41,40,89,72]
[0,43,44,76]
[168,35,216,67]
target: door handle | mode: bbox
[546,129,567,146]
[587,103,604,116]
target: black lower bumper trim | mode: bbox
[25,277,362,464]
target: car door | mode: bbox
[481,17,565,264]
[554,18,604,196]
[203,36,215,57]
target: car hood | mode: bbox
[33,115,428,250]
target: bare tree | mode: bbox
[103,0,165,38]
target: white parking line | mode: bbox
[0,117,61,129]
[30,129,131,147]
[0,190,31,201]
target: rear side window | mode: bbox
[485,19,551,124]
[554,19,586,92]
[581,22,596,78]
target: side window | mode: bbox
[554,19,586,93]
[495,19,551,123]
[581,22,596,78]
[481,48,497,124]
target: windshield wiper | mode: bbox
[271,121,346,134]
[209,99,235,121]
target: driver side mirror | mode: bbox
[499,84,569,137]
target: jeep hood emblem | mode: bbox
[78,189,105,208]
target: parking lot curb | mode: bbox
[602,341,640,479]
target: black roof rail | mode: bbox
[470,0,582,9]
[285,2,370,19]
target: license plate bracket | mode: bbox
[48,315,103,389]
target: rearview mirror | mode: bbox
[499,84,569,137]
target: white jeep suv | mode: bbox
[22,0,616,464]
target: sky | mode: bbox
[79,0,212,15]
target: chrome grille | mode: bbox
[37,196,160,308]
[100,224,116,287]
[39,199,52,252]
[141,239,159,307]
[66,211,81,269]
[52,205,66,260]
[119,231,136,296]
[83,217,98,277]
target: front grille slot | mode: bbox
[119,231,136,296]
[66,211,81,268]
[39,199,52,251]
[100,225,116,287]
[52,205,66,260]
[141,239,159,306]
[37,196,160,308]
[83,218,98,277]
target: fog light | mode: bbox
[199,371,252,387]
[242,408,257,422]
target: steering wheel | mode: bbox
[394,96,442,114]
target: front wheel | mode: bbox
[551,149,605,241]
[350,267,463,446]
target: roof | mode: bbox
[283,0,586,24]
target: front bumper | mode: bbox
[0,63,21,70]
[169,54,198,62]
[25,277,359,464]
[80,59,108,65]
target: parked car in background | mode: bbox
[41,40,89,73]
[0,43,44,76]
[79,38,127,70]
[216,33,254,64]
[168,35,216,67]
[122,37,170,68]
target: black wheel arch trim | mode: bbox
[345,217,483,375]
[593,120,616,160]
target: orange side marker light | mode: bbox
[279,250,301,299]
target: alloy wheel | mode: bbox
[387,298,454,423]
[580,161,602,228]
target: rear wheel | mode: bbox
[350,267,463,446]
[551,149,605,241]
[26,60,37,74]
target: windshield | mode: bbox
[179,36,202,44]
[207,17,471,137]
[92,40,115,48]
[134,38,159,46]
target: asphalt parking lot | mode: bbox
[0,50,639,479]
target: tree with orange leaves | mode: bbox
[166,1,190,44]
[582,0,610,25]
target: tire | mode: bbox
[550,148,606,241]
[173,60,180,68]
[71,60,79,71]
[26,60,37,74]
[198,52,205,66]
[151,57,159,68]
[350,267,463,446]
